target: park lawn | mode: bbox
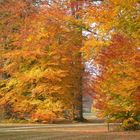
[0,124,140,140]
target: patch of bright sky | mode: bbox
[85,60,100,77]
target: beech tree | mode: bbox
[0,0,86,122]
[85,0,140,129]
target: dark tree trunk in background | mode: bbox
[70,0,84,121]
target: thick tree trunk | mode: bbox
[70,0,84,121]
[75,53,84,121]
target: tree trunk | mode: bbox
[70,0,84,121]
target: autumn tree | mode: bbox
[83,0,140,129]
[93,34,140,129]
[0,0,88,122]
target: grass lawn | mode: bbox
[0,124,140,140]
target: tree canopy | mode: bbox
[0,0,139,129]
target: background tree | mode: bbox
[83,0,140,129]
